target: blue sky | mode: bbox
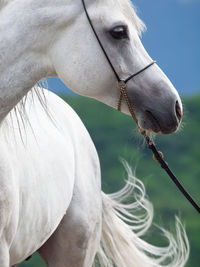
[48,0,200,96]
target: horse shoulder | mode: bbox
[38,92,102,267]
[4,89,100,265]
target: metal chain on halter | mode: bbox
[82,0,200,213]
[117,80,138,124]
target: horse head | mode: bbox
[49,0,182,134]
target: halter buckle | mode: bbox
[117,79,126,90]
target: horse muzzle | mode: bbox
[139,99,182,134]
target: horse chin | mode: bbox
[140,123,161,135]
[140,126,177,135]
[141,123,179,135]
[138,117,179,135]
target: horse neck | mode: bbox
[0,0,77,123]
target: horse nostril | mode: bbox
[175,100,182,122]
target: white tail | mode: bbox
[95,162,189,267]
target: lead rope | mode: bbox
[117,81,200,214]
[81,0,200,214]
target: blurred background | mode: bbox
[20,0,199,266]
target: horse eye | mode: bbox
[109,25,128,40]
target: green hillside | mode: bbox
[20,94,200,267]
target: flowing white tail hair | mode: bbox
[94,161,189,267]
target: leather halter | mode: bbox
[81,0,200,213]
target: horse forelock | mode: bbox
[96,0,146,36]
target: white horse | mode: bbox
[0,0,189,266]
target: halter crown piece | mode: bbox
[81,0,200,213]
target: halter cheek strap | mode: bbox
[81,0,200,214]
[82,0,155,125]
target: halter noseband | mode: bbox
[81,0,200,214]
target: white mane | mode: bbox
[0,0,13,9]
